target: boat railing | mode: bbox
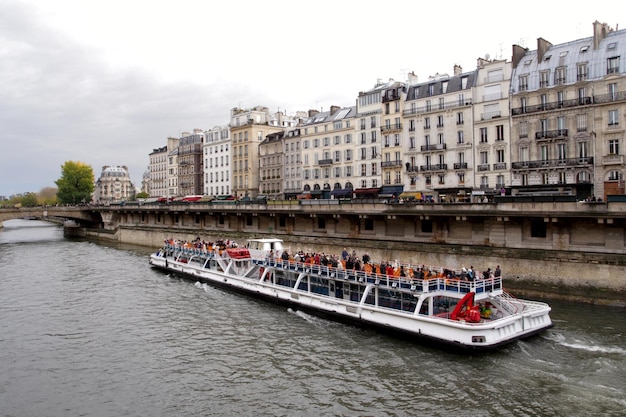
[254,258,502,294]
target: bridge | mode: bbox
[0,206,102,227]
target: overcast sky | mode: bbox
[0,0,621,197]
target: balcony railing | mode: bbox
[453,162,468,169]
[420,143,447,151]
[381,123,402,133]
[420,164,447,172]
[535,129,568,140]
[402,99,472,117]
[318,159,333,166]
[511,157,594,169]
[381,160,403,168]
[493,162,507,170]
[593,91,626,104]
[511,97,592,115]
[477,164,490,172]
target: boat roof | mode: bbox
[247,238,284,243]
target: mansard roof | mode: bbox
[405,70,477,101]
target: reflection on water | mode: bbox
[0,219,624,417]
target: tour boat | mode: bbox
[149,238,553,350]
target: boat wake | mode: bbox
[544,331,626,355]
[194,281,213,294]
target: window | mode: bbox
[577,114,588,132]
[424,117,431,129]
[540,71,550,88]
[608,170,621,181]
[437,115,444,128]
[456,112,464,125]
[557,143,567,161]
[496,149,505,163]
[480,151,488,164]
[519,121,528,138]
[519,75,529,91]
[540,144,549,161]
[607,56,620,74]
[609,110,619,126]
[577,63,588,81]
[457,131,464,144]
[609,82,617,99]
[609,139,619,154]
[555,67,566,84]
[480,127,488,143]
[578,141,588,159]
[496,125,504,141]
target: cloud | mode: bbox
[0,1,268,195]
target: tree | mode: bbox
[20,192,38,207]
[38,187,58,206]
[55,161,95,205]
[136,191,149,200]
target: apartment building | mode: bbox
[148,145,168,197]
[166,137,180,198]
[203,125,231,197]
[282,127,304,199]
[93,165,135,203]
[379,81,406,199]
[259,131,285,198]
[404,67,476,202]
[510,21,626,199]
[230,106,288,199]
[355,81,386,197]
[300,106,356,198]
[178,130,204,196]
[472,57,513,197]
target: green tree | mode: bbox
[55,161,95,204]
[20,192,38,207]
[136,191,149,200]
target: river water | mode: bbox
[0,219,624,417]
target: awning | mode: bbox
[379,185,404,197]
[354,187,381,195]
[399,191,422,199]
[330,188,354,197]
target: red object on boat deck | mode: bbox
[226,248,251,259]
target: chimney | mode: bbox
[453,64,463,75]
[308,109,320,117]
[512,44,528,68]
[330,105,340,115]
[536,37,553,62]
[593,20,613,49]
[407,71,419,85]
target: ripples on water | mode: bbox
[0,220,624,417]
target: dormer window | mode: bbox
[580,45,589,53]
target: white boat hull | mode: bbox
[149,247,552,351]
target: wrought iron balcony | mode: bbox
[477,164,490,172]
[453,162,468,169]
[420,143,447,151]
[493,162,507,170]
[511,157,594,170]
[381,160,403,168]
[318,159,333,166]
[535,129,568,140]
[381,123,402,133]
[511,97,591,115]
[420,164,447,172]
